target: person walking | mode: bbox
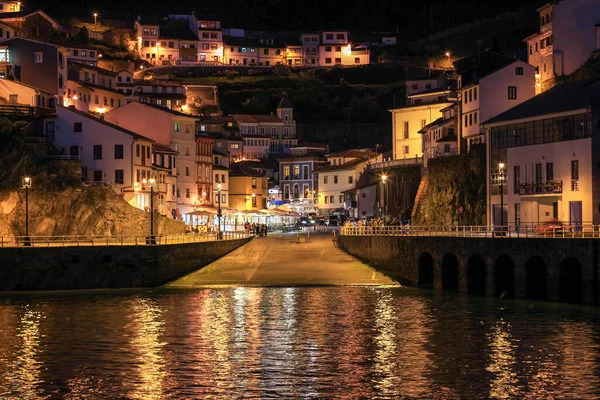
[263,224,268,237]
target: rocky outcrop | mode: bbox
[423,148,486,226]
[0,118,185,237]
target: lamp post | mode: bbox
[498,162,505,227]
[156,42,161,65]
[217,183,222,239]
[22,176,31,246]
[93,12,98,27]
[381,174,388,221]
[143,176,156,244]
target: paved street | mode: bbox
[168,229,397,287]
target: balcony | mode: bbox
[518,180,562,196]
[540,22,552,36]
[540,44,553,57]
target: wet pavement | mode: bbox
[168,229,397,287]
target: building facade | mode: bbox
[314,150,380,215]
[105,102,199,218]
[483,79,600,227]
[456,57,536,149]
[0,37,67,106]
[525,0,600,93]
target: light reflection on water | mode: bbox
[0,287,599,398]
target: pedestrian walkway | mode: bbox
[167,229,397,287]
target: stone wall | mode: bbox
[338,235,599,305]
[0,238,252,290]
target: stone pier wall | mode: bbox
[338,235,599,305]
[0,238,252,291]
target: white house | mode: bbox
[66,45,98,66]
[43,106,161,214]
[418,103,458,168]
[0,78,52,107]
[314,150,380,215]
[194,13,223,64]
[390,101,452,161]
[105,101,199,219]
[213,164,229,208]
[0,20,18,39]
[482,79,599,227]
[300,32,320,66]
[405,73,446,97]
[0,1,21,13]
[318,30,370,66]
[153,142,179,218]
[456,55,536,150]
[524,0,600,93]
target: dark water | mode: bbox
[0,287,599,399]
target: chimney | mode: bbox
[137,15,141,22]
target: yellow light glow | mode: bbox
[181,104,189,112]
[137,36,142,41]
[535,73,540,79]
[536,83,541,87]
[445,51,450,57]
[498,162,505,169]
[217,183,222,190]
[97,107,106,114]
[72,95,78,100]
[93,12,98,17]
[98,54,103,58]
[343,44,352,55]
[381,174,387,183]
[140,66,144,70]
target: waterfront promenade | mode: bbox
[168,229,397,287]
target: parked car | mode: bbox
[326,216,339,226]
[535,218,571,235]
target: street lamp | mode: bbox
[143,176,156,244]
[381,174,388,220]
[156,42,161,65]
[217,183,222,239]
[498,162,505,227]
[22,176,31,246]
[93,12,98,27]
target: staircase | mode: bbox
[103,180,124,199]
[411,170,429,224]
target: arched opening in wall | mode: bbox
[559,257,583,304]
[442,253,459,291]
[418,252,434,286]
[525,256,547,301]
[494,255,515,298]
[467,254,486,295]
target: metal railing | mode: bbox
[340,224,600,239]
[369,157,423,170]
[0,232,250,248]
[518,181,563,195]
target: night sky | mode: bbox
[36,0,545,37]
